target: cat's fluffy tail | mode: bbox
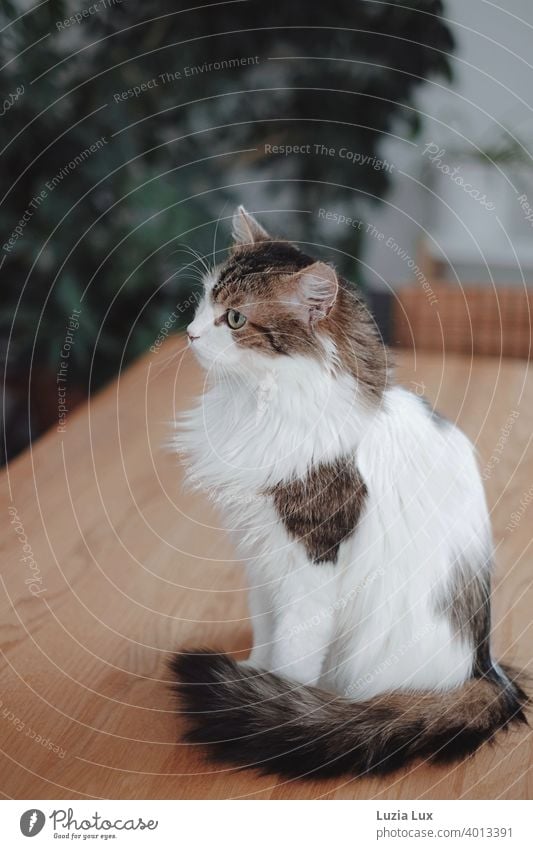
[170,650,527,778]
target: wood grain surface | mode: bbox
[1,335,531,799]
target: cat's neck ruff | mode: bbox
[176,354,378,494]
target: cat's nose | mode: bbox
[187,324,200,342]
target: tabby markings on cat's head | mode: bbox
[186,206,387,399]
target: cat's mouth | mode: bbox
[187,338,214,368]
[188,336,241,374]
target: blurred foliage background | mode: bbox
[0,0,453,463]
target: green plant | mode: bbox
[0,0,454,461]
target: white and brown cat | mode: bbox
[170,206,526,778]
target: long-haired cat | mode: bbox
[170,206,526,778]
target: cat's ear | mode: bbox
[232,206,270,245]
[292,262,338,325]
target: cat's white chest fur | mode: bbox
[177,356,372,493]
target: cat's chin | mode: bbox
[188,346,211,370]
[189,347,245,379]
[190,341,272,381]
[188,342,224,371]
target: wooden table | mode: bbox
[1,336,531,799]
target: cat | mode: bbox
[169,206,527,778]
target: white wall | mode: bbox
[364,0,533,290]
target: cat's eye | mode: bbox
[226,308,247,330]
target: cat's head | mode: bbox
[187,207,386,396]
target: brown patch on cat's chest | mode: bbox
[266,459,367,563]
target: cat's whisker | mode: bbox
[167,244,211,279]
[148,341,189,384]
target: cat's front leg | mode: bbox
[245,571,274,668]
[270,559,338,686]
